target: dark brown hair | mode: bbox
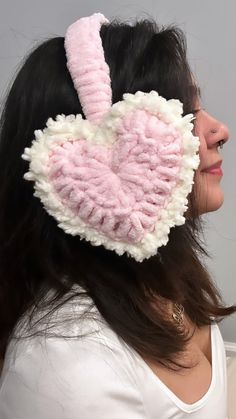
[0,19,235,370]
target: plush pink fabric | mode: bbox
[65,13,112,125]
[49,109,182,243]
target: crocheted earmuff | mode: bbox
[22,13,200,262]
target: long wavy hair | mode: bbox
[0,19,235,370]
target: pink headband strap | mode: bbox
[64,13,112,125]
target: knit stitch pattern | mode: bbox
[49,109,181,243]
[65,13,112,125]
[22,91,200,261]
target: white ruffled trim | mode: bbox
[22,91,200,262]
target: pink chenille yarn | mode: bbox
[65,13,112,125]
[49,109,182,243]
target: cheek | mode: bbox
[197,136,208,170]
[193,171,224,214]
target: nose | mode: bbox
[206,113,230,147]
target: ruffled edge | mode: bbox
[22,91,200,262]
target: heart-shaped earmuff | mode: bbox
[22,90,199,261]
[22,13,200,261]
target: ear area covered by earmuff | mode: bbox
[22,91,200,261]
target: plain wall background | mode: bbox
[0,0,235,342]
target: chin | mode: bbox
[191,171,225,215]
[197,188,225,215]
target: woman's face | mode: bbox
[193,100,229,215]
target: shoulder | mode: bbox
[0,289,147,419]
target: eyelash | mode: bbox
[192,108,201,114]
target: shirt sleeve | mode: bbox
[0,336,147,419]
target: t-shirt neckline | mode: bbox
[134,322,217,413]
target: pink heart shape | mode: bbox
[49,109,182,243]
[23,91,199,261]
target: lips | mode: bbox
[202,160,223,175]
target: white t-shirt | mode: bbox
[0,286,228,418]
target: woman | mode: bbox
[0,13,235,419]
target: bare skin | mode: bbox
[144,310,212,404]
[143,102,229,404]
[193,102,229,214]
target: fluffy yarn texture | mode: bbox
[64,13,112,125]
[22,91,200,261]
